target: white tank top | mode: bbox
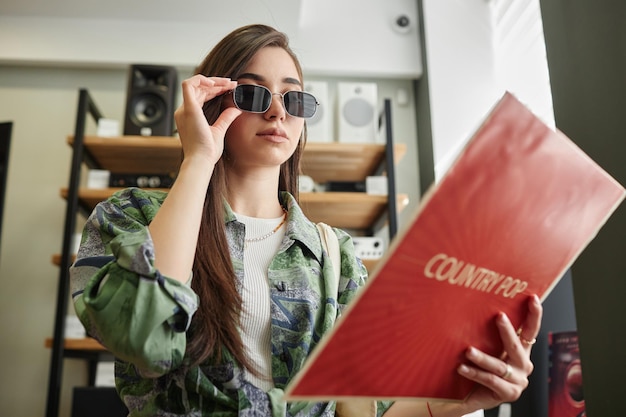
[234,212,286,391]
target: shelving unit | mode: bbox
[45,89,407,417]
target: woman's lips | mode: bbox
[257,128,288,142]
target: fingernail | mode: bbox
[458,364,470,374]
[467,346,478,358]
[534,294,540,304]
[498,312,509,324]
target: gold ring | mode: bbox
[501,363,513,380]
[517,328,537,346]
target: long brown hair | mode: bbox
[186,24,306,372]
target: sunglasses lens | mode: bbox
[284,91,318,118]
[233,85,271,112]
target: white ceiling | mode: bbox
[0,0,301,26]
[0,0,422,78]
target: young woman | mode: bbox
[70,24,542,417]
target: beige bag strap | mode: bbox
[316,222,341,284]
[316,222,377,417]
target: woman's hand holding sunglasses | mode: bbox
[174,75,242,166]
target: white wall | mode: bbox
[491,0,554,127]
[422,0,553,180]
[421,0,500,180]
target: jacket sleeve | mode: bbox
[70,188,199,377]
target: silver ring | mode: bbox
[501,363,513,380]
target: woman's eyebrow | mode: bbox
[236,72,264,82]
[237,73,302,87]
[284,77,302,87]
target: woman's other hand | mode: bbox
[458,294,543,411]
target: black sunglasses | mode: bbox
[229,84,318,119]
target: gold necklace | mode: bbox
[244,208,288,244]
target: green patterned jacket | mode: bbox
[70,188,392,416]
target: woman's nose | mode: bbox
[264,93,286,120]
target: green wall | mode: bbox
[540,1,626,415]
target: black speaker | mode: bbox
[71,387,128,417]
[123,64,178,137]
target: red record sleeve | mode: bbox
[284,92,625,402]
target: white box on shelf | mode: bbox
[87,169,110,189]
[64,315,86,338]
[95,362,116,387]
[97,118,120,137]
[366,176,388,195]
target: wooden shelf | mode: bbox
[69,135,406,183]
[301,142,406,183]
[45,337,106,352]
[68,135,182,174]
[300,192,409,230]
[62,187,408,230]
[361,259,378,272]
[51,254,74,266]
[60,187,168,211]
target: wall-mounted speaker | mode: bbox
[304,81,333,142]
[123,64,178,137]
[337,82,379,143]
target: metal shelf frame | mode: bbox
[46,89,103,417]
[382,98,399,240]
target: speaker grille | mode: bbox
[129,93,166,126]
[342,98,375,127]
